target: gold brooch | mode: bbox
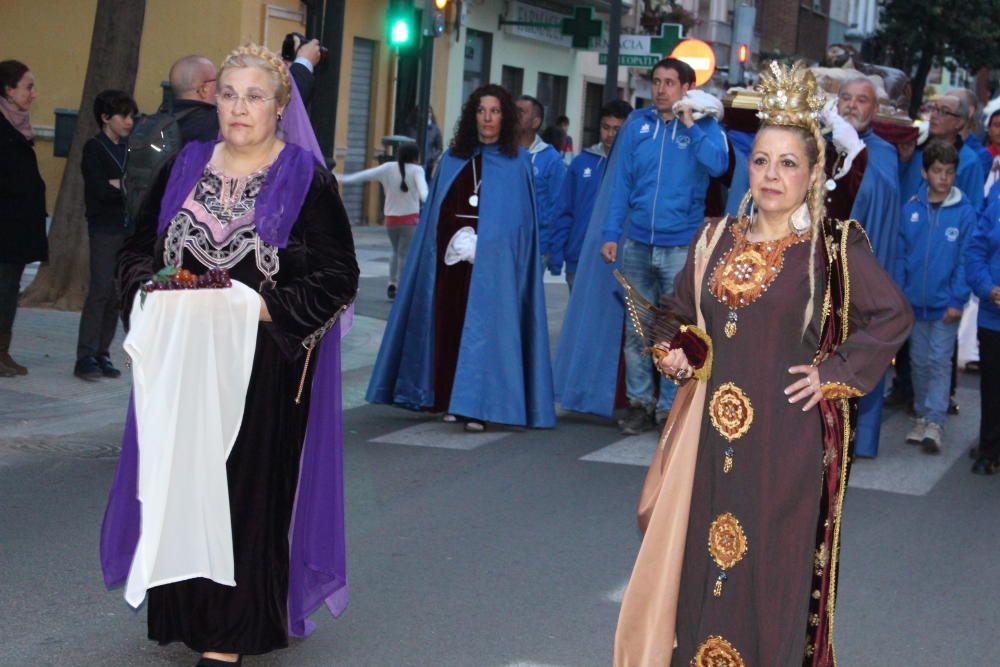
[709,382,754,473]
[691,635,745,667]
[708,512,748,597]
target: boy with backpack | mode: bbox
[74,89,137,380]
[895,141,977,453]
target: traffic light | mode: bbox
[427,0,448,38]
[387,1,416,49]
[728,4,756,86]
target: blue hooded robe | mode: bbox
[366,144,556,428]
[724,130,754,217]
[552,115,638,417]
[851,128,902,458]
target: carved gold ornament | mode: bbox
[691,635,746,667]
[709,220,810,338]
[708,512,748,596]
[709,383,754,443]
[755,60,826,132]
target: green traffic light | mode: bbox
[390,18,411,46]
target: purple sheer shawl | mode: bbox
[100,71,350,636]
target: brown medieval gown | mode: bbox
[633,215,911,666]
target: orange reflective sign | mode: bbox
[670,39,716,87]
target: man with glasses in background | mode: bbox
[901,94,985,209]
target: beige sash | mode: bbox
[613,219,725,667]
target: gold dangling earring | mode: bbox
[789,200,812,235]
[738,189,754,222]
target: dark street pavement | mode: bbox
[2,226,997,666]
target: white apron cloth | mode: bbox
[958,296,980,366]
[123,280,260,608]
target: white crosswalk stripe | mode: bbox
[579,431,659,467]
[369,420,511,450]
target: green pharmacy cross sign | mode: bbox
[560,6,603,48]
[498,5,604,49]
[649,23,684,57]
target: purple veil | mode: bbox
[100,70,350,636]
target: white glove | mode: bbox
[672,90,724,121]
[914,119,929,146]
[444,226,477,265]
[821,98,865,180]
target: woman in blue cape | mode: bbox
[366,84,555,430]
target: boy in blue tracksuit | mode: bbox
[549,100,633,289]
[965,194,1000,473]
[515,95,566,262]
[598,58,728,434]
[895,141,976,453]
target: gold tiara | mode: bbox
[755,61,825,131]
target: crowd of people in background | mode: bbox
[5,47,1000,473]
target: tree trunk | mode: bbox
[908,47,935,120]
[21,0,146,310]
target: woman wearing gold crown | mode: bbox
[613,62,913,667]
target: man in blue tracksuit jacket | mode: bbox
[516,95,566,263]
[599,57,728,434]
[899,94,985,210]
[895,141,976,454]
[549,99,633,289]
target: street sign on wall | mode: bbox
[598,53,659,67]
[501,1,572,47]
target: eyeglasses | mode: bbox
[216,91,276,108]
[927,105,963,118]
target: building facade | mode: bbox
[1,0,399,225]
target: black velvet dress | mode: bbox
[117,160,358,655]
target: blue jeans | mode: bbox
[621,238,688,413]
[910,318,959,426]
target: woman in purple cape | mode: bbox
[100,45,358,665]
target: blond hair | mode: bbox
[218,43,291,107]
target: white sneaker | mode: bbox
[921,422,943,454]
[905,417,927,444]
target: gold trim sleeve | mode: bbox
[820,381,864,399]
[681,324,714,382]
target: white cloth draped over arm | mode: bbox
[821,99,865,179]
[673,89,724,121]
[444,226,477,265]
[122,281,260,608]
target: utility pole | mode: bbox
[603,0,622,102]
[417,0,447,163]
[309,0,345,167]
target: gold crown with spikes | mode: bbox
[755,61,826,131]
